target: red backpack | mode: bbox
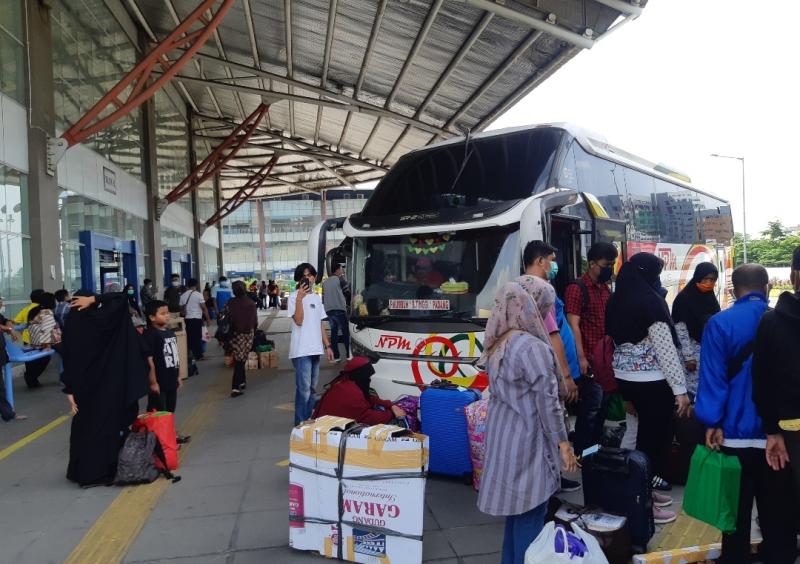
[572,279,617,393]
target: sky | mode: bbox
[487,0,800,237]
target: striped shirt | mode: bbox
[477,332,568,516]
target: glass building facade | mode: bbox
[51,0,144,179]
[222,191,369,279]
[0,166,31,317]
[0,1,25,104]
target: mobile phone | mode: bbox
[300,280,310,291]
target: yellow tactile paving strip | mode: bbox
[63,375,228,564]
[635,512,761,563]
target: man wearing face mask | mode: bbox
[522,241,583,494]
[164,274,183,314]
[140,279,155,309]
[564,242,618,457]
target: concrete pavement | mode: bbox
[0,311,504,563]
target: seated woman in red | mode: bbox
[313,357,405,425]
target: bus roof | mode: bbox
[400,123,730,204]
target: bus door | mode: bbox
[308,218,345,283]
[547,213,584,297]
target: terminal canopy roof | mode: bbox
[128,0,647,201]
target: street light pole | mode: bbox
[711,153,747,263]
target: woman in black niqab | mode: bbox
[62,292,148,486]
[672,262,720,343]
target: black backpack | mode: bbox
[253,329,268,349]
[115,429,180,485]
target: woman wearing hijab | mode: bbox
[65,290,149,486]
[224,281,258,397]
[478,279,577,564]
[606,253,690,524]
[672,262,720,398]
[312,357,406,424]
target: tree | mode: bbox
[761,219,789,241]
[733,231,800,267]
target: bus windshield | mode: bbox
[351,128,564,229]
[350,225,520,322]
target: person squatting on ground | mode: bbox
[289,263,334,425]
[477,278,577,564]
[752,246,800,521]
[605,253,689,524]
[322,264,351,363]
[312,356,406,425]
[564,242,618,457]
[224,281,258,397]
[696,264,796,563]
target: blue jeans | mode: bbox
[292,355,320,425]
[502,501,549,564]
[327,310,350,360]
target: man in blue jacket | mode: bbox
[695,264,795,564]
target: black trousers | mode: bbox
[147,389,177,413]
[232,361,246,390]
[24,356,51,388]
[719,447,796,564]
[617,379,675,478]
[185,318,205,360]
[783,431,800,503]
[572,376,605,455]
[269,295,279,308]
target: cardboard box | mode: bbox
[246,351,259,371]
[258,351,270,369]
[269,350,279,368]
[289,416,429,563]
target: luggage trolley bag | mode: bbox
[420,386,480,480]
[581,447,654,551]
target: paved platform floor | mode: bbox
[0,311,507,563]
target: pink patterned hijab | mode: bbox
[478,279,553,368]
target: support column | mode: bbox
[141,84,164,291]
[25,0,63,291]
[214,173,224,276]
[256,199,267,280]
[188,105,203,282]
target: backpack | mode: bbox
[115,429,180,485]
[253,329,268,349]
[570,279,617,392]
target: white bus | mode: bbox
[316,124,734,400]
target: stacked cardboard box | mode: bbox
[259,350,279,369]
[289,416,429,563]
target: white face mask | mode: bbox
[172,281,180,287]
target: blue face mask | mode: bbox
[548,261,559,282]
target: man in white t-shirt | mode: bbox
[289,263,334,425]
[180,278,210,362]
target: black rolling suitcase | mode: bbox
[581,447,654,551]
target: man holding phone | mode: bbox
[289,262,335,425]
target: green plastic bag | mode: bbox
[682,445,742,533]
[605,393,626,422]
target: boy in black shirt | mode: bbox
[143,300,182,414]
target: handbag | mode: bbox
[524,521,609,564]
[215,304,233,341]
[682,445,741,533]
[132,411,179,471]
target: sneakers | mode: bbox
[559,478,582,493]
[652,491,673,507]
[653,506,677,524]
[652,475,672,491]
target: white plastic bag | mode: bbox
[524,521,609,564]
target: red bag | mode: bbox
[132,411,179,470]
[591,335,618,394]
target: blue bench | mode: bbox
[3,335,55,409]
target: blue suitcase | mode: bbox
[420,387,481,479]
[582,447,655,551]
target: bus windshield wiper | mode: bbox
[446,128,474,195]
